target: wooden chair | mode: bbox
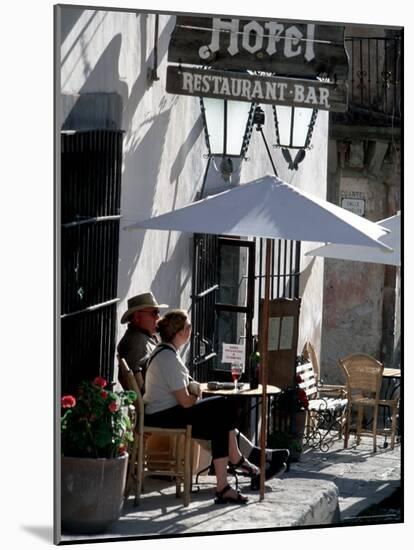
[339,353,399,452]
[118,357,193,506]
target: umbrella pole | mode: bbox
[258,126,277,499]
[259,238,272,500]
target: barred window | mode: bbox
[60,130,123,394]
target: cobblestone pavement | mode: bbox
[60,434,401,543]
[285,435,401,520]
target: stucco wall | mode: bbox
[295,111,329,357]
[322,175,386,376]
[320,143,400,383]
[60,9,206,319]
[60,6,328,364]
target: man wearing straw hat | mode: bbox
[117,291,168,390]
[117,291,289,482]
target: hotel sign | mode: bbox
[167,66,347,111]
[168,16,349,80]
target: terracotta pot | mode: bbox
[61,453,128,534]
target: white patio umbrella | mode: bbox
[305,213,400,266]
[127,175,390,248]
[126,174,390,499]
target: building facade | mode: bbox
[321,25,401,383]
[58,6,357,392]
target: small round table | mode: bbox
[200,383,282,397]
[193,383,282,490]
[200,383,282,433]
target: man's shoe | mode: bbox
[266,460,287,480]
[250,474,260,491]
[267,449,289,479]
[248,448,290,481]
[248,447,290,467]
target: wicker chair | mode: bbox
[118,357,194,506]
[339,353,399,452]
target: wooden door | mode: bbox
[259,297,301,389]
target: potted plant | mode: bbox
[60,376,136,534]
[269,381,309,462]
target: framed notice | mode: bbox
[268,315,295,351]
[269,316,281,350]
[279,316,294,350]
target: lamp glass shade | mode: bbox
[275,105,314,148]
[203,98,251,156]
[226,101,252,155]
[275,105,292,146]
[203,98,225,154]
[292,108,313,147]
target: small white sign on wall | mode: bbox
[222,343,245,365]
[341,197,365,216]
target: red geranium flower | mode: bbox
[61,395,77,409]
[108,401,119,413]
[93,376,107,388]
[61,379,137,459]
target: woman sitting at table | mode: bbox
[143,309,259,504]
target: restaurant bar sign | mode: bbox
[167,66,347,111]
[167,16,349,112]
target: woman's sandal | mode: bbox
[229,455,260,477]
[214,484,248,505]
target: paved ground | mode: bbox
[60,434,401,543]
[285,436,401,521]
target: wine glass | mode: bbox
[231,364,243,392]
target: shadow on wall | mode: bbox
[60,14,181,137]
[151,232,192,308]
[299,256,316,295]
[118,108,172,302]
[61,33,129,130]
[163,113,205,262]
[60,8,200,321]
[118,108,205,306]
[123,15,176,130]
[121,13,148,129]
[119,17,203,304]
[117,14,203,305]
[169,114,204,184]
[60,6,90,45]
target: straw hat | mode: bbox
[121,292,168,324]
